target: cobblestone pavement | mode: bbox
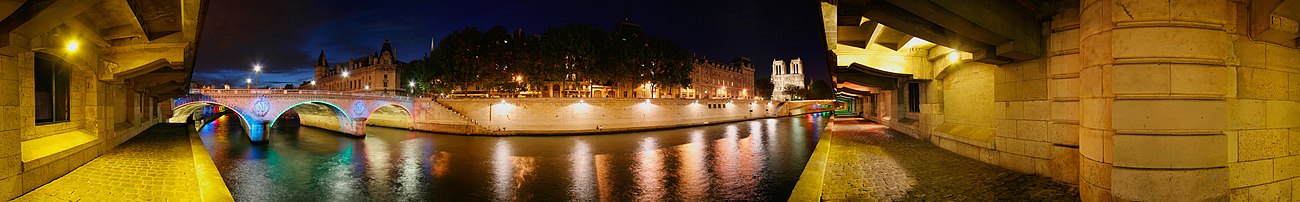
[821,117,1079,201]
[15,124,207,201]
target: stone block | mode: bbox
[1170,64,1234,96]
[1239,67,1289,99]
[1112,0,1170,23]
[1050,54,1082,76]
[1080,0,1114,37]
[1050,78,1080,100]
[1111,99,1228,131]
[1169,0,1227,25]
[1265,101,1300,128]
[1290,73,1300,101]
[1266,43,1300,71]
[1081,127,1106,161]
[1081,156,1112,189]
[1026,140,1052,159]
[1291,128,1300,156]
[1079,66,1109,98]
[1240,129,1288,161]
[996,119,1016,138]
[0,176,16,201]
[1050,146,1081,184]
[1023,101,1050,120]
[1050,123,1081,146]
[0,130,15,157]
[994,102,1007,119]
[1113,27,1227,61]
[1230,99,1266,130]
[1020,120,1050,142]
[1112,134,1227,168]
[1230,179,1292,202]
[1111,167,1228,201]
[1275,155,1300,180]
[1227,130,1239,163]
[1112,63,1170,95]
[1050,101,1079,122]
[1234,37,1266,68]
[1230,159,1275,188]
[1050,29,1081,54]
[1079,98,1110,129]
[1008,101,1024,120]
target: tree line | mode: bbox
[401,25,694,95]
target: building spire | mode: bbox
[316,50,327,66]
[381,39,394,54]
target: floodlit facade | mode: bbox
[771,58,807,101]
[311,40,404,94]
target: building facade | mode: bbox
[310,40,404,94]
[771,58,807,101]
[682,57,756,99]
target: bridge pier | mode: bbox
[346,118,368,136]
[247,120,270,144]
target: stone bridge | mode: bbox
[172,89,835,143]
[172,89,421,143]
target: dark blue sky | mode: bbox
[194,0,831,87]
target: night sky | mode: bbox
[193,0,831,88]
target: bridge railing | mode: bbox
[189,89,413,100]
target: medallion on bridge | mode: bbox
[353,101,366,116]
[252,96,271,117]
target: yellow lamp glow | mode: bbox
[65,40,79,52]
[947,52,961,63]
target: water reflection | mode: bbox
[197,114,830,201]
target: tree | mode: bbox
[808,80,835,99]
[781,84,810,100]
[755,78,774,100]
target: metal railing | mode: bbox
[189,89,412,100]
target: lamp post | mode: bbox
[252,64,262,89]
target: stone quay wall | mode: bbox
[417,98,833,135]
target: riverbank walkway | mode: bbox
[12,123,232,202]
[792,116,1078,201]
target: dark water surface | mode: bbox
[197,113,830,201]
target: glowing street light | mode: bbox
[253,64,262,72]
[341,70,350,77]
[65,40,79,52]
[310,80,317,85]
[245,78,252,83]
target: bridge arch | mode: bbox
[268,100,362,136]
[364,103,414,129]
[171,101,256,141]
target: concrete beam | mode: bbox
[837,21,879,49]
[1252,0,1299,46]
[843,0,1043,61]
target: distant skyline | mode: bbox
[193,0,831,87]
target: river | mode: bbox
[196,113,830,201]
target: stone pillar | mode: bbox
[348,118,368,136]
[1078,0,1231,201]
[247,120,270,144]
[1048,5,1082,185]
[0,54,22,200]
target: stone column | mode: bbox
[1078,0,1231,201]
[0,54,21,200]
[247,120,270,144]
[349,118,368,136]
[1048,5,1082,185]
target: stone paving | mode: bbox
[821,117,1079,201]
[13,124,229,202]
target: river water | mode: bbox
[196,113,830,201]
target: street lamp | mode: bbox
[252,64,263,88]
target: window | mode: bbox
[907,82,921,112]
[35,53,70,124]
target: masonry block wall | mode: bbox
[433,99,830,135]
[0,26,174,200]
[1227,12,1300,201]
